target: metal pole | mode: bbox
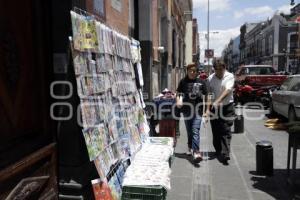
[207,0,210,73]
[207,0,210,51]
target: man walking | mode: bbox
[205,59,235,165]
[176,63,208,163]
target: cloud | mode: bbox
[245,6,274,16]
[234,6,274,19]
[277,4,292,14]
[193,0,231,11]
[233,4,292,20]
[199,26,240,62]
[234,12,243,19]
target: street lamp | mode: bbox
[206,0,219,74]
[205,32,219,40]
[206,0,212,74]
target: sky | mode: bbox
[193,0,294,62]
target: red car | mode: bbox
[235,65,287,87]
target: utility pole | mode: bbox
[207,0,210,73]
[207,0,210,51]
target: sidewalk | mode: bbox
[166,112,300,200]
[166,119,212,200]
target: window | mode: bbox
[290,77,300,91]
[268,35,273,54]
[280,77,293,91]
[290,82,300,91]
[290,34,298,53]
[262,39,265,56]
[239,68,246,75]
[256,40,260,56]
[172,30,176,67]
[245,67,275,75]
[111,0,122,12]
[260,68,268,75]
[93,0,105,17]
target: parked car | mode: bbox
[270,75,300,122]
[235,65,287,87]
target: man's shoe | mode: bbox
[193,151,203,163]
[222,155,230,165]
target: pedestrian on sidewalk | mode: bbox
[204,59,235,165]
[176,63,208,163]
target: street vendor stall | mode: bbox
[69,8,173,199]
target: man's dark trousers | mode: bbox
[210,103,235,158]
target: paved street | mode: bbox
[167,107,300,200]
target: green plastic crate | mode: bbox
[122,185,166,200]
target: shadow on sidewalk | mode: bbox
[174,153,201,168]
[174,151,222,168]
[249,169,300,200]
[201,151,231,166]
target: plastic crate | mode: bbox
[122,185,166,200]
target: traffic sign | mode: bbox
[205,49,214,58]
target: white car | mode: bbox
[271,75,300,122]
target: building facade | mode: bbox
[232,35,241,72]
[170,0,186,92]
[86,0,130,35]
[243,21,267,65]
[222,36,240,73]
[239,22,260,65]
[184,2,193,67]
[0,0,199,199]
[192,18,200,65]
[229,8,300,74]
